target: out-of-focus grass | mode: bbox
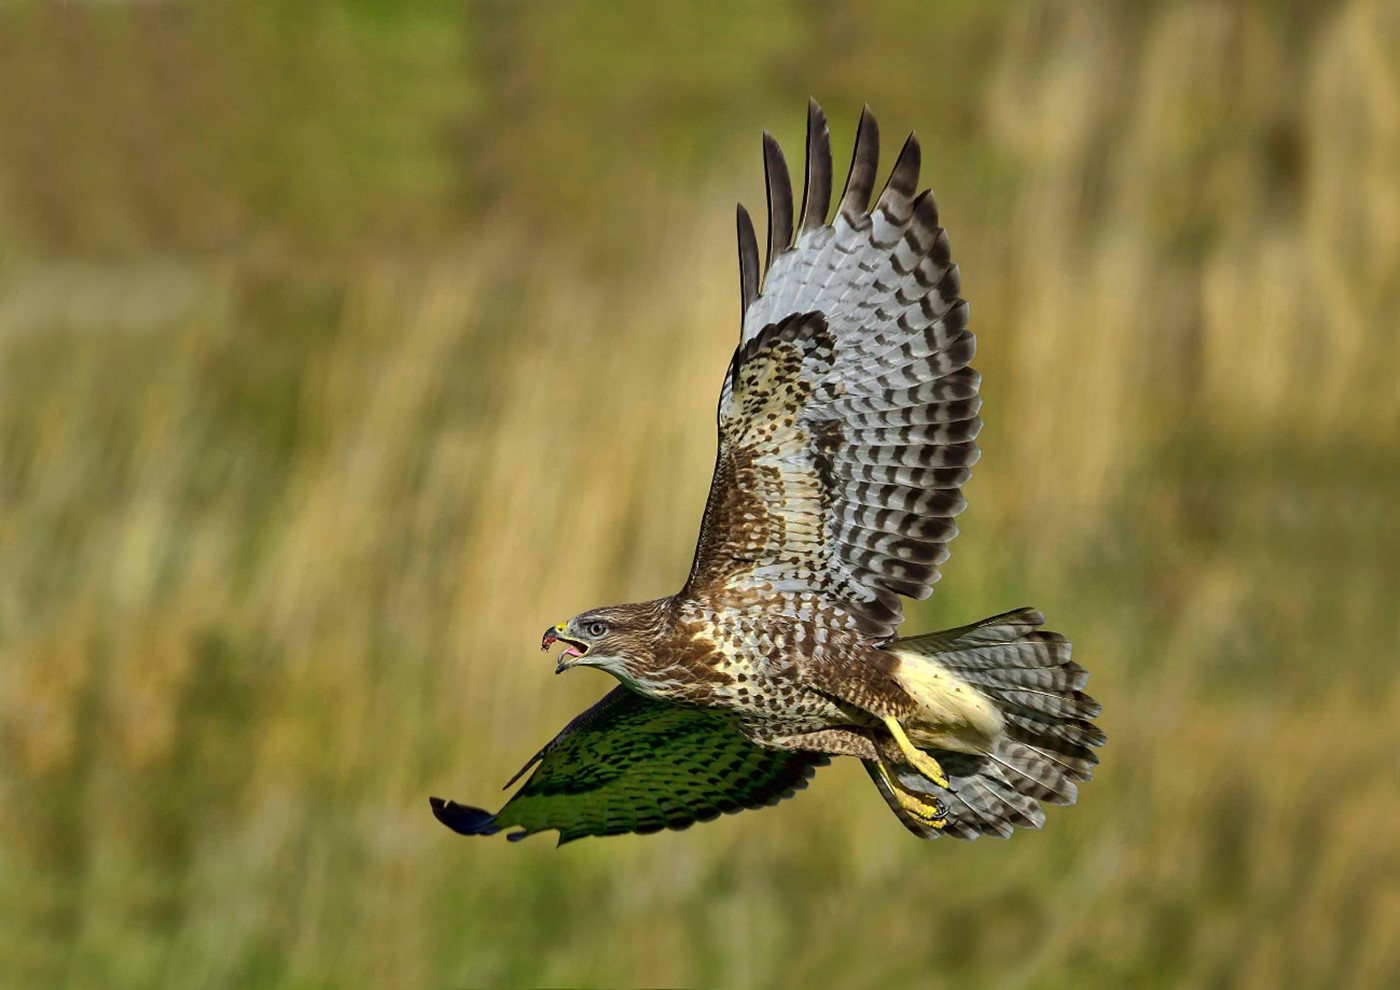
[0,1,1396,987]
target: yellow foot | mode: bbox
[882,716,950,790]
[876,761,948,829]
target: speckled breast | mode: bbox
[627,591,872,734]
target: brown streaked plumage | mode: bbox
[431,101,1104,844]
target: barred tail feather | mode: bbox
[877,607,1105,840]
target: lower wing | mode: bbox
[430,687,827,844]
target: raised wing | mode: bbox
[686,101,980,639]
[429,687,827,844]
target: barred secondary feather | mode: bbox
[432,103,1104,845]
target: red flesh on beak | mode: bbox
[542,625,586,663]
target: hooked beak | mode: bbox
[542,622,589,673]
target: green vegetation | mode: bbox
[1,1,1396,987]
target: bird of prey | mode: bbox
[431,101,1104,843]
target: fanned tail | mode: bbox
[871,607,1105,840]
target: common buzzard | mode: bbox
[431,102,1104,843]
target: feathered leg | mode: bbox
[747,726,878,760]
[751,725,949,833]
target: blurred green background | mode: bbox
[1,1,1396,987]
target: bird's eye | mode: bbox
[586,620,608,638]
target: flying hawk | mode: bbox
[431,101,1104,843]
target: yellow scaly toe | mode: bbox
[882,716,951,790]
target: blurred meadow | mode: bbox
[1,0,1397,987]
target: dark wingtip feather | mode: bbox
[799,98,833,233]
[429,796,501,836]
[838,104,880,219]
[736,203,760,319]
[876,131,922,219]
[762,131,794,273]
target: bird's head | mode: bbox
[541,600,670,678]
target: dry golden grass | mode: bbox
[0,1,1396,987]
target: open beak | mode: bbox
[542,622,589,673]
